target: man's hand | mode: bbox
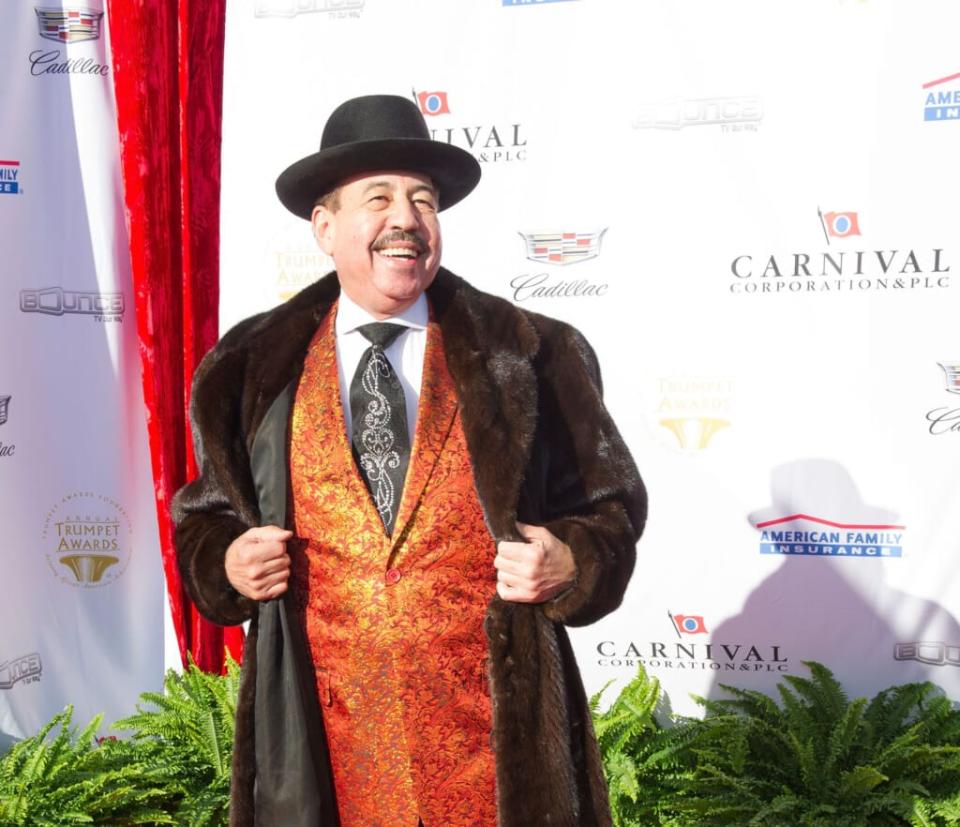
[495,522,577,603]
[225,525,293,601]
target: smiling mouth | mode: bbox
[376,247,420,260]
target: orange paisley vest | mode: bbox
[289,305,498,827]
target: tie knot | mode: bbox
[356,322,406,350]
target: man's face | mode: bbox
[312,170,442,318]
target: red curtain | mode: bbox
[108,0,243,672]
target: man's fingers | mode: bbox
[496,539,545,564]
[251,525,294,542]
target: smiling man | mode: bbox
[173,94,646,827]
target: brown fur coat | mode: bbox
[173,269,646,826]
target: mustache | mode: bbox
[371,230,426,253]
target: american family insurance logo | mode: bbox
[0,160,21,195]
[730,207,950,295]
[254,0,364,18]
[633,96,763,132]
[755,514,905,558]
[922,71,960,122]
[925,362,960,436]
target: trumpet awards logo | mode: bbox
[0,654,42,690]
[42,492,133,588]
[925,362,960,435]
[268,223,335,302]
[596,612,788,673]
[922,71,960,122]
[730,207,950,295]
[755,514,905,558]
[655,376,733,451]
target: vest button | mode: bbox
[385,567,402,585]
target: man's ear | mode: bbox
[311,205,335,256]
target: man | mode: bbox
[174,94,646,827]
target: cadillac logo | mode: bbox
[938,362,960,394]
[519,230,607,266]
[0,396,9,426]
[35,7,104,43]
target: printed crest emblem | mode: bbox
[35,7,104,43]
[519,229,607,266]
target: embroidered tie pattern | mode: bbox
[350,322,410,535]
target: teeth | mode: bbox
[378,247,417,258]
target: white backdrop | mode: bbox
[0,4,163,742]
[220,0,960,715]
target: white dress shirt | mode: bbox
[334,290,428,445]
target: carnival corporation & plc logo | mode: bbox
[411,88,527,164]
[596,611,788,673]
[730,207,950,295]
[41,492,134,588]
[925,362,960,435]
[30,7,110,77]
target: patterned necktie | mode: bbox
[349,322,410,535]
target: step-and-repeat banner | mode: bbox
[220,0,960,715]
[0,5,163,742]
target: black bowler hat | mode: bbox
[275,94,481,219]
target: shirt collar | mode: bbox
[335,289,429,337]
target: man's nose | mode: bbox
[388,196,420,229]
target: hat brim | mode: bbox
[275,138,481,219]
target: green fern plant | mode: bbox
[591,664,697,826]
[110,655,240,826]
[0,706,172,825]
[667,662,960,826]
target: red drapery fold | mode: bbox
[108,0,243,672]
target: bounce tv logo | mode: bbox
[411,88,527,163]
[730,206,950,295]
[755,514,905,558]
[922,71,960,122]
[596,611,789,674]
